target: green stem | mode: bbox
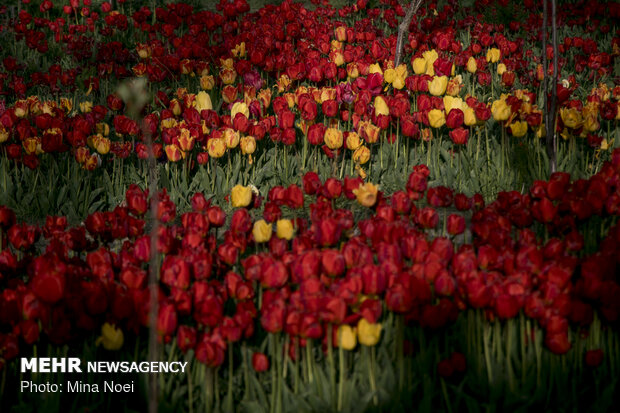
[206,366,214,413]
[188,361,194,413]
[337,341,346,412]
[306,339,314,384]
[242,343,252,401]
[327,324,336,409]
[227,343,234,412]
[270,334,278,413]
[441,378,453,413]
[368,346,378,406]
[483,321,494,386]
[294,338,300,394]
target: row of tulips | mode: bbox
[0,0,617,174]
[2,148,620,410]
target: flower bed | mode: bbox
[0,0,619,411]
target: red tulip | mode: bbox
[252,352,269,372]
[177,325,197,353]
[584,349,604,368]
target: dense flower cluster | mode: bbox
[0,0,617,172]
[2,148,620,368]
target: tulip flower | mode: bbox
[276,219,294,240]
[96,323,124,350]
[252,352,269,372]
[252,219,272,243]
[428,76,448,96]
[357,318,381,346]
[509,121,528,137]
[353,146,371,164]
[338,325,357,350]
[412,57,427,74]
[240,136,256,155]
[195,91,213,112]
[491,99,511,121]
[231,101,249,119]
[231,185,253,208]
[560,107,583,129]
[324,127,344,150]
[384,64,407,89]
[353,182,378,207]
[346,131,362,150]
[207,137,226,158]
[466,56,477,73]
[486,48,501,63]
[374,96,389,117]
[428,109,446,128]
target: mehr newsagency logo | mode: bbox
[19,357,188,394]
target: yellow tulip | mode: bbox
[497,63,507,75]
[446,76,463,96]
[374,96,389,117]
[346,131,362,150]
[428,109,446,128]
[353,146,371,164]
[412,57,427,75]
[223,128,240,149]
[79,101,93,113]
[491,99,511,122]
[368,63,383,75]
[560,107,583,129]
[231,42,246,58]
[443,96,464,114]
[463,106,477,126]
[384,64,407,90]
[0,125,9,143]
[240,136,256,155]
[346,62,359,79]
[428,76,448,96]
[422,49,438,75]
[220,68,237,85]
[252,219,272,243]
[363,123,380,144]
[338,325,357,350]
[509,120,528,137]
[466,56,477,73]
[231,101,250,119]
[94,136,111,155]
[231,185,253,208]
[324,127,344,150]
[331,50,345,67]
[583,114,599,133]
[96,323,124,351]
[195,91,213,112]
[357,318,382,347]
[334,26,347,42]
[276,219,295,240]
[486,48,501,63]
[353,182,378,207]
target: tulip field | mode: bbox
[0,0,619,411]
